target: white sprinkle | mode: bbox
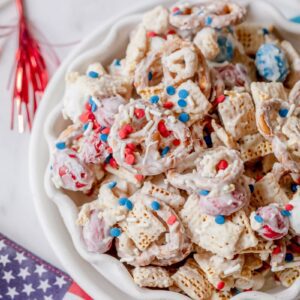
[116,215,126,221]
[150,109,162,117]
[145,107,151,120]
[120,257,135,262]
[167,115,176,123]
[224,264,241,275]
[133,248,139,256]
[129,106,134,118]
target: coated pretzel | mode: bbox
[108,100,193,176]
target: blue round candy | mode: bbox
[56,142,66,150]
[125,200,133,211]
[166,86,176,96]
[150,95,160,104]
[161,146,170,157]
[214,34,234,63]
[278,108,289,118]
[119,197,128,206]
[281,210,291,217]
[177,99,187,108]
[215,215,225,225]
[248,184,254,193]
[255,43,289,82]
[100,134,108,142]
[178,112,190,123]
[110,227,121,237]
[199,190,210,196]
[285,253,294,262]
[151,201,160,211]
[88,71,99,78]
[178,89,189,99]
[291,183,298,193]
[254,214,263,223]
[107,181,117,189]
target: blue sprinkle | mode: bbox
[279,108,289,118]
[178,112,190,123]
[161,146,170,157]
[199,190,210,196]
[173,10,182,16]
[107,181,117,189]
[100,134,108,142]
[291,183,298,193]
[114,59,121,66]
[177,99,187,107]
[178,89,189,99]
[150,95,160,104]
[119,197,128,206]
[105,154,112,163]
[262,28,269,35]
[281,210,291,217]
[254,214,264,223]
[204,135,213,148]
[151,201,160,211]
[205,16,212,26]
[56,142,66,150]
[83,123,89,131]
[125,200,133,211]
[148,71,153,81]
[110,227,121,237]
[88,71,99,78]
[249,184,254,193]
[285,253,294,262]
[166,85,176,95]
[215,215,225,225]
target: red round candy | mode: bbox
[215,95,226,104]
[58,166,68,177]
[172,139,180,146]
[163,101,174,109]
[134,108,145,119]
[172,7,180,13]
[147,31,157,38]
[216,160,228,171]
[101,127,110,134]
[167,29,176,35]
[109,157,118,169]
[158,120,171,138]
[135,174,144,182]
[125,154,135,165]
[167,215,177,225]
[285,204,294,211]
[272,246,281,255]
[217,281,225,290]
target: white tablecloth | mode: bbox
[0,0,299,272]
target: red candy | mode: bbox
[119,124,134,139]
[217,281,225,290]
[272,246,281,255]
[163,101,174,109]
[167,29,176,35]
[101,127,110,134]
[85,103,92,111]
[75,182,87,189]
[172,7,180,13]
[172,139,181,146]
[216,160,228,171]
[167,215,177,225]
[263,225,282,239]
[134,108,145,119]
[109,157,118,169]
[214,95,226,106]
[135,174,144,182]
[125,154,135,165]
[58,166,68,177]
[147,31,157,38]
[285,204,294,211]
[158,120,172,138]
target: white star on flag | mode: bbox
[44,295,53,300]
[18,267,30,280]
[38,279,50,293]
[0,254,10,267]
[6,287,19,299]
[54,276,67,288]
[34,264,47,277]
[0,240,5,251]
[15,252,26,264]
[2,270,15,283]
[22,283,35,296]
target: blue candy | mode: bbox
[177,99,187,107]
[125,200,133,211]
[214,34,234,63]
[285,253,294,262]
[88,71,99,78]
[107,181,117,189]
[254,214,263,223]
[100,134,108,142]
[178,112,190,123]
[178,89,189,99]
[150,95,160,104]
[56,142,66,150]
[255,43,289,82]
[161,146,170,157]
[166,86,176,96]
[199,190,210,196]
[110,227,121,237]
[215,215,225,225]
[151,201,160,211]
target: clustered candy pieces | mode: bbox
[49,1,300,299]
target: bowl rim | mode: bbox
[29,0,300,299]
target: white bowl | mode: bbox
[29,1,300,299]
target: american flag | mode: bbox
[0,233,92,300]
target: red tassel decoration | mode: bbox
[12,0,49,132]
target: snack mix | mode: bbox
[50,1,300,299]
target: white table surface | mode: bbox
[0,0,299,275]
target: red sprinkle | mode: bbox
[216,160,228,171]
[68,154,77,158]
[217,281,225,290]
[147,31,157,38]
[134,108,145,119]
[263,225,281,239]
[135,174,144,182]
[172,139,181,146]
[158,120,172,138]
[85,103,92,111]
[79,112,90,123]
[119,124,134,139]
[167,215,177,225]
[75,182,86,189]
[167,29,176,35]
[101,127,110,134]
[215,95,226,104]
[125,154,135,165]
[109,157,118,169]
[107,147,113,154]
[172,7,180,13]
[272,246,281,255]
[285,204,294,211]
[58,166,68,177]
[163,101,174,109]
[126,143,136,151]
